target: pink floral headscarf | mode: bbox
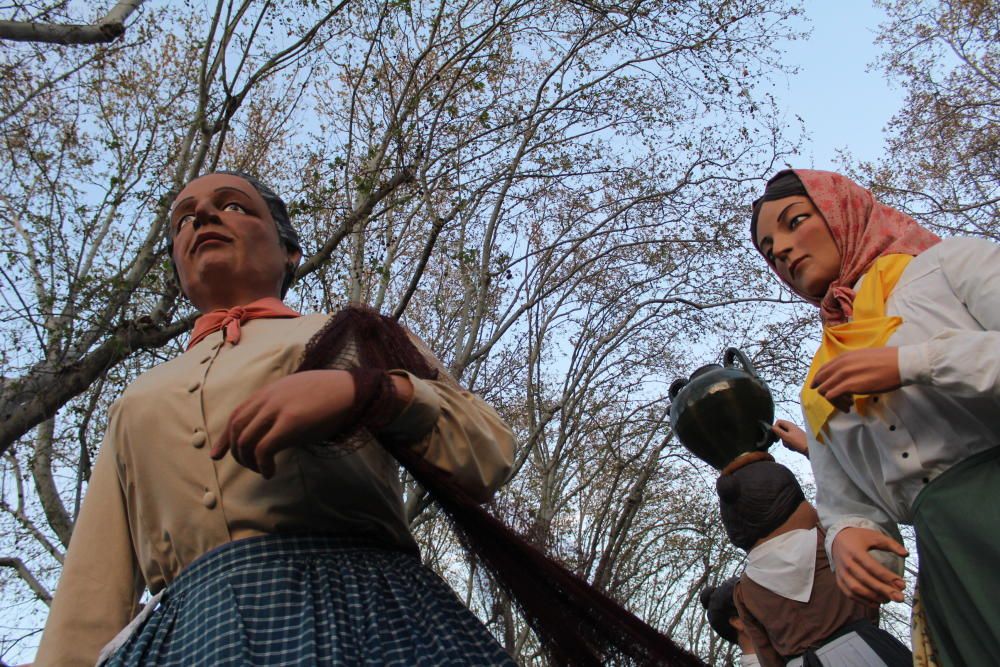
[754,169,941,325]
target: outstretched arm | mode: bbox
[772,419,808,457]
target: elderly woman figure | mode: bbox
[32,172,517,666]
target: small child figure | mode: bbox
[717,455,911,666]
[701,576,760,667]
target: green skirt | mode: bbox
[913,446,1000,667]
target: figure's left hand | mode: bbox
[811,347,901,411]
[210,370,356,479]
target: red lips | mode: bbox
[191,231,232,254]
[788,256,807,279]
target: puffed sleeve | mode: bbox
[898,237,1000,397]
[733,581,784,667]
[372,330,514,503]
[33,400,144,667]
[379,369,515,503]
[807,426,904,576]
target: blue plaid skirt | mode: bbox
[104,533,516,666]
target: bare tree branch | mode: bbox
[0,556,52,604]
[0,314,196,456]
[0,1,813,660]
[0,1,143,45]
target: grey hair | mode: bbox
[168,170,302,297]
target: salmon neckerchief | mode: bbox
[801,254,913,439]
[187,297,301,349]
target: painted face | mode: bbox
[755,195,842,299]
[170,173,294,303]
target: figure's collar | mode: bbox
[187,297,300,349]
[745,527,817,603]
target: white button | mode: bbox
[202,491,217,509]
[191,431,207,449]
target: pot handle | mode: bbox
[668,378,688,400]
[759,419,779,447]
[723,347,758,377]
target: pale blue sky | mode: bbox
[777,1,903,169]
[756,2,905,480]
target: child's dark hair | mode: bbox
[716,457,805,551]
[700,577,741,644]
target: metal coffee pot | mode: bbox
[668,347,777,470]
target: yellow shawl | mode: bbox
[802,254,913,438]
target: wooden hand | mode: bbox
[210,370,356,479]
[812,347,901,411]
[210,370,415,479]
[772,419,808,456]
[830,526,908,605]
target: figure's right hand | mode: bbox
[772,419,808,456]
[830,527,908,605]
[210,370,356,479]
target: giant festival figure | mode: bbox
[34,171,703,667]
[751,169,1000,666]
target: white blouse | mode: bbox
[805,237,1000,558]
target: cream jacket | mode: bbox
[34,314,515,666]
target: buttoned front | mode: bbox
[201,491,217,509]
[191,430,206,448]
[807,238,1000,554]
[35,314,516,667]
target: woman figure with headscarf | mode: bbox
[751,169,1000,666]
[716,455,910,666]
